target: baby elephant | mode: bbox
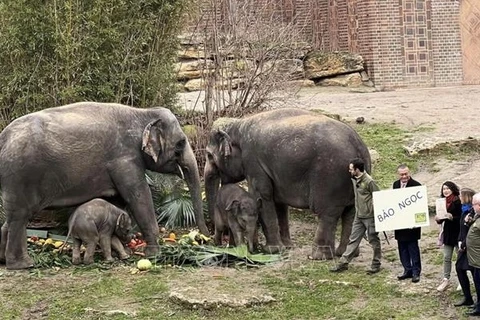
[214,184,260,253]
[66,199,132,265]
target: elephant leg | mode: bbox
[258,200,283,254]
[5,214,34,270]
[113,175,159,257]
[213,207,225,246]
[72,238,82,265]
[99,234,113,262]
[310,206,344,260]
[0,222,8,263]
[336,205,356,257]
[111,235,129,260]
[83,238,99,265]
[231,229,245,248]
[276,203,292,248]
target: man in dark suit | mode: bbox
[394,164,422,283]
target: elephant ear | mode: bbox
[225,200,240,215]
[142,119,164,163]
[115,212,131,234]
[215,130,232,157]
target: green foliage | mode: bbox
[0,0,188,127]
[146,171,200,229]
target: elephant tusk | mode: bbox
[177,164,185,180]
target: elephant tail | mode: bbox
[59,215,76,253]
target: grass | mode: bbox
[353,123,416,189]
[0,261,448,320]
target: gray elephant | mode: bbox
[66,198,132,265]
[204,108,371,259]
[0,102,208,269]
[214,183,260,253]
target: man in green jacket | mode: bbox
[330,158,381,274]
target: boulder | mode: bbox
[184,78,205,91]
[178,47,206,59]
[288,79,315,87]
[304,51,364,79]
[317,72,363,87]
[265,59,305,79]
[175,60,215,80]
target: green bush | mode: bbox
[0,0,188,128]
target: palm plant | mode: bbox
[146,171,203,229]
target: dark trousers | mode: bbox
[398,240,421,276]
[456,253,473,300]
[473,268,480,311]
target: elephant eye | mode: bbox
[175,139,186,154]
[207,152,213,161]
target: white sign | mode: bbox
[435,198,449,220]
[372,185,429,232]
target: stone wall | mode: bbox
[175,36,373,92]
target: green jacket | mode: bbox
[352,172,380,219]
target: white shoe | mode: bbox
[457,284,463,292]
[437,278,450,292]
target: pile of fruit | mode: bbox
[27,236,72,268]
[127,232,147,256]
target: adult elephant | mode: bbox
[0,102,208,269]
[204,108,371,259]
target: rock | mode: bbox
[304,51,364,79]
[316,73,363,87]
[356,116,365,124]
[178,47,206,59]
[184,78,205,91]
[178,33,204,46]
[175,60,215,80]
[265,59,305,79]
[169,290,276,310]
[288,79,315,87]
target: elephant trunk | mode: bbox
[181,142,209,236]
[204,162,220,233]
[245,222,258,253]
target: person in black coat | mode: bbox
[394,164,422,283]
[454,188,476,307]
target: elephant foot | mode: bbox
[282,238,294,249]
[72,257,81,265]
[309,245,335,260]
[6,255,34,270]
[144,243,160,258]
[119,254,130,260]
[262,243,285,254]
[83,257,94,265]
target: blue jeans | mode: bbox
[398,240,421,276]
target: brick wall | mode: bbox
[430,1,463,86]
[187,0,466,88]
